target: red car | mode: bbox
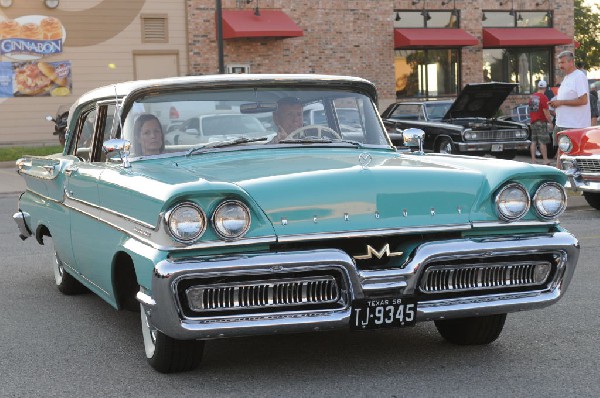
[558,127,600,210]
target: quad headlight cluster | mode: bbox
[165,200,251,243]
[495,181,566,222]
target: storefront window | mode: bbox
[395,49,459,98]
[394,11,458,28]
[483,48,552,94]
[482,11,551,27]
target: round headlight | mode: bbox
[496,183,530,221]
[166,202,206,243]
[558,135,573,154]
[212,200,251,240]
[533,182,567,220]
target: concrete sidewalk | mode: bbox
[0,159,591,209]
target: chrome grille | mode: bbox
[575,157,600,174]
[185,276,340,312]
[420,261,550,294]
[467,129,526,141]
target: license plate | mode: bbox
[491,144,503,152]
[350,298,417,330]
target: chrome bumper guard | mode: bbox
[138,232,579,340]
[13,210,32,241]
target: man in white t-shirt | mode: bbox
[548,50,591,166]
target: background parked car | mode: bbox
[558,126,600,210]
[381,82,530,159]
[164,113,268,145]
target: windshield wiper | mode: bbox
[279,137,364,147]
[186,137,268,156]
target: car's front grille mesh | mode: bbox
[470,129,526,141]
[576,158,600,174]
[420,262,549,293]
[186,276,340,312]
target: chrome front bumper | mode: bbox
[138,231,579,340]
[457,140,530,152]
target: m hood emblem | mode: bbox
[353,243,403,260]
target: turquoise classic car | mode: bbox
[13,74,579,373]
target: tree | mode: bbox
[574,0,600,69]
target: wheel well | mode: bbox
[35,224,51,245]
[112,252,139,311]
[434,136,452,150]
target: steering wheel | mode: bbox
[286,124,342,140]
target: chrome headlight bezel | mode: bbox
[212,200,251,241]
[558,135,573,154]
[533,182,567,220]
[495,182,531,222]
[165,202,207,243]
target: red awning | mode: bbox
[482,28,572,47]
[220,10,303,39]
[394,28,478,48]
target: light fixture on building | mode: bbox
[517,13,523,22]
[421,10,432,21]
[43,0,60,9]
[0,0,13,8]
[482,12,487,21]
[395,12,401,21]
[412,0,421,5]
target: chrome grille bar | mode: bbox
[185,276,340,312]
[575,158,600,174]
[420,261,549,294]
[466,129,525,141]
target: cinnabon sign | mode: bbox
[0,15,66,60]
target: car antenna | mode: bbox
[113,85,124,139]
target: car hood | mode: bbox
[113,148,555,235]
[443,82,518,120]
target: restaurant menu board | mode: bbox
[0,60,72,97]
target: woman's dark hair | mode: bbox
[133,114,164,155]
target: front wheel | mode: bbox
[141,304,205,373]
[583,192,600,210]
[436,137,454,154]
[434,313,506,345]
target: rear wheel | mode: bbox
[140,304,205,373]
[434,313,506,345]
[583,192,600,210]
[436,137,454,154]
[53,251,87,295]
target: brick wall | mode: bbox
[187,0,574,113]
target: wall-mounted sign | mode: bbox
[0,15,66,61]
[0,60,71,97]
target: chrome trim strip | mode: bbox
[277,224,472,243]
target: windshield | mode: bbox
[122,88,389,157]
[424,102,452,121]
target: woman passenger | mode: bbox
[133,114,165,156]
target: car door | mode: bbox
[66,102,119,299]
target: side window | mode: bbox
[71,108,96,162]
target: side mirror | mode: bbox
[402,128,425,153]
[102,138,131,168]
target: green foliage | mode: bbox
[575,0,600,69]
[0,146,63,162]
